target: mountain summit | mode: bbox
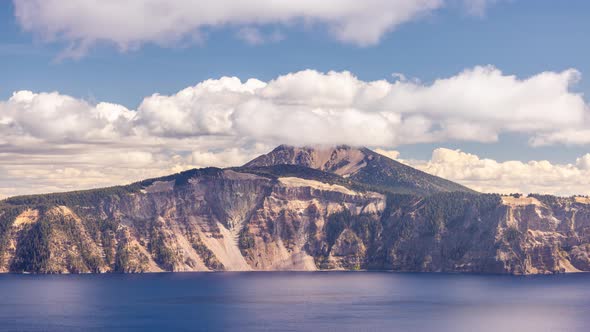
[245,145,473,195]
[1,144,588,275]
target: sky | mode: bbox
[1,0,590,197]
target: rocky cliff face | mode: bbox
[0,146,589,275]
[0,168,386,273]
[246,145,473,195]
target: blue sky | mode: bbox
[3,1,589,106]
[1,0,590,196]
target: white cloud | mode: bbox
[2,67,587,148]
[191,144,269,168]
[0,140,266,198]
[1,66,589,197]
[374,149,401,160]
[236,28,284,45]
[136,77,265,137]
[134,67,589,146]
[12,0,503,56]
[0,90,134,143]
[529,129,590,147]
[236,27,266,45]
[403,148,590,196]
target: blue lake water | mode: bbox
[0,272,589,331]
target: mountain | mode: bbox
[0,146,589,275]
[244,145,473,195]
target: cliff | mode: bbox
[245,145,473,195]
[0,146,588,275]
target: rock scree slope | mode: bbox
[0,145,588,275]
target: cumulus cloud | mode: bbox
[3,67,588,148]
[404,148,590,196]
[191,145,269,168]
[1,66,589,197]
[132,66,588,147]
[4,144,590,198]
[0,90,134,143]
[136,77,265,137]
[12,0,502,56]
[0,139,269,198]
[374,149,401,160]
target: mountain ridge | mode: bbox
[244,145,474,195]
[0,145,589,275]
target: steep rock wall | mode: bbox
[1,171,590,275]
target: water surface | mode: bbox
[0,272,589,331]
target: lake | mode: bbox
[0,272,589,331]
